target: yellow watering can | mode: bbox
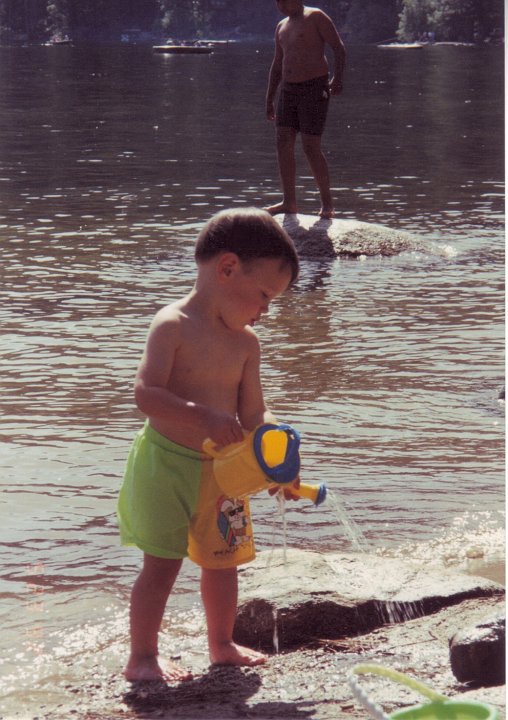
[349,664,499,720]
[202,423,326,506]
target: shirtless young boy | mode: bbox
[265,0,346,218]
[117,208,299,682]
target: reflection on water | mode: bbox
[0,41,504,715]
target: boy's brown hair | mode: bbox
[195,208,299,284]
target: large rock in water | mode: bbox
[274,213,427,257]
[234,549,504,652]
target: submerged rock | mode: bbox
[449,616,506,686]
[234,549,504,652]
[275,213,426,258]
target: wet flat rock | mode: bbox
[234,549,504,651]
[275,213,425,257]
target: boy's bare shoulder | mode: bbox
[225,323,262,362]
[147,301,188,342]
[150,303,260,357]
[152,301,186,325]
[243,323,262,350]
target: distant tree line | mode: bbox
[396,0,503,43]
[0,0,503,44]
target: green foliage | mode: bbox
[398,0,504,41]
[0,0,503,43]
[344,0,401,42]
[397,0,433,40]
[157,0,214,37]
[46,0,69,38]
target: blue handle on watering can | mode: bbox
[253,423,301,485]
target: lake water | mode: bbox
[0,41,504,716]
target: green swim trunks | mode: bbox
[117,422,256,569]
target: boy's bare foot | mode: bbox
[210,641,267,667]
[264,202,298,216]
[124,655,193,683]
[319,207,335,219]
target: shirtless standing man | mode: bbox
[265,1,346,218]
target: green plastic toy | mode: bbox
[349,664,499,720]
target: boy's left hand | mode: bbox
[268,477,300,501]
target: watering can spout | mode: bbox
[291,482,327,506]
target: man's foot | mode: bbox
[319,207,335,219]
[124,655,193,683]
[264,202,298,216]
[210,641,267,667]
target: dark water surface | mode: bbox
[0,42,504,714]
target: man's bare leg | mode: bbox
[265,126,299,215]
[301,132,335,218]
[201,566,266,666]
[124,554,193,682]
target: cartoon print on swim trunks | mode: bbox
[217,496,251,547]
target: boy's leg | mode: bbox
[301,132,334,218]
[125,553,192,682]
[265,126,299,215]
[201,566,266,666]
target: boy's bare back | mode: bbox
[277,7,333,83]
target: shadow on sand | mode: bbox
[123,664,315,718]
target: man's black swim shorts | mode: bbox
[276,75,330,136]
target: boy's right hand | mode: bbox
[205,410,244,449]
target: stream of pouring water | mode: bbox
[325,489,370,553]
[267,487,462,648]
[270,487,369,554]
[268,486,370,652]
[269,490,289,563]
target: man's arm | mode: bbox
[316,11,346,95]
[266,26,284,121]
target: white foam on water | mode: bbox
[376,509,505,585]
